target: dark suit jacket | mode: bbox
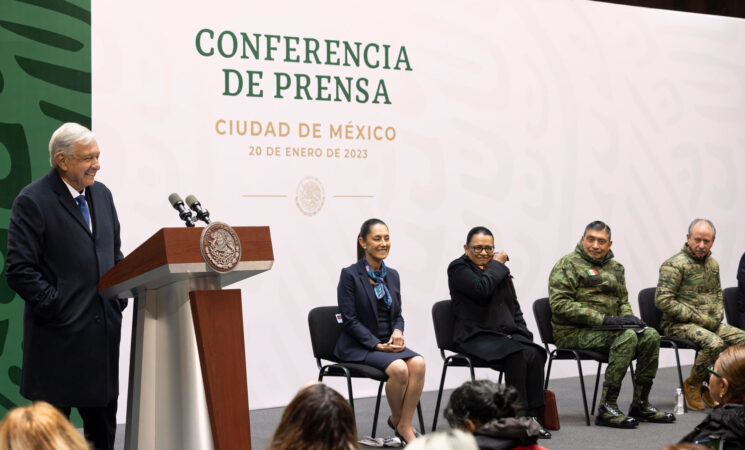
[6,168,125,407]
[333,259,404,362]
[448,254,539,361]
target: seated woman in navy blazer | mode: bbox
[448,226,550,439]
[333,218,425,444]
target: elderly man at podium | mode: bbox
[6,123,126,450]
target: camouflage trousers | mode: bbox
[663,322,745,379]
[556,328,660,387]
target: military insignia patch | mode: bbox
[586,269,598,276]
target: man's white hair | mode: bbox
[688,218,716,239]
[49,123,96,168]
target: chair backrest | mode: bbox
[532,297,554,346]
[431,300,458,352]
[723,287,740,329]
[637,287,663,332]
[308,306,342,362]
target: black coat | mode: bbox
[6,169,125,407]
[447,254,540,361]
[681,403,745,449]
[333,259,404,362]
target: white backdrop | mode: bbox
[91,1,745,422]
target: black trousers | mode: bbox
[55,398,117,450]
[460,335,547,413]
[498,346,547,413]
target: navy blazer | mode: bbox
[6,169,125,407]
[333,259,404,362]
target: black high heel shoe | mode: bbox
[387,416,396,431]
[530,417,552,439]
[389,418,421,446]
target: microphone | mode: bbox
[168,193,196,227]
[185,194,211,224]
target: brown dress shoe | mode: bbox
[683,377,705,411]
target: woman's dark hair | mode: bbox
[269,383,357,450]
[444,380,524,429]
[466,226,493,245]
[357,218,388,260]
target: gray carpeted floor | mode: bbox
[110,365,710,449]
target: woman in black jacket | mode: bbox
[679,345,745,449]
[447,226,549,438]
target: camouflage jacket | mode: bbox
[655,244,722,332]
[548,241,633,340]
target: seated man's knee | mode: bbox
[615,329,639,349]
[639,327,660,346]
[707,336,724,355]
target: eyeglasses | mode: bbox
[702,366,723,391]
[468,246,495,254]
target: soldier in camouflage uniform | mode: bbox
[549,221,674,428]
[655,218,745,410]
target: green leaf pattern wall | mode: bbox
[0,0,91,419]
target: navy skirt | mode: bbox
[363,341,420,371]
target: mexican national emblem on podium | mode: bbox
[200,221,242,273]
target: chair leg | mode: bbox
[417,401,425,435]
[432,363,449,432]
[371,381,384,438]
[544,355,555,390]
[346,375,355,414]
[498,370,504,384]
[629,362,636,384]
[575,355,591,426]
[591,362,602,415]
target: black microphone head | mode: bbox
[185,194,199,208]
[168,193,184,208]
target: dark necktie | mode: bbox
[75,194,90,229]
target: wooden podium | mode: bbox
[99,227,273,450]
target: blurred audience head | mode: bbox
[0,401,89,450]
[444,380,524,432]
[269,382,357,450]
[708,345,745,404]
[404,429,478,450]
[660,444,709,450]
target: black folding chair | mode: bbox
[723,287,741,329]
[430,300,503,431]
[533,297,634,426]
[307,306,425,437]
[637,287,700,413]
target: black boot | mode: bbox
[628,382,675,423]
[595,384,638,429]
